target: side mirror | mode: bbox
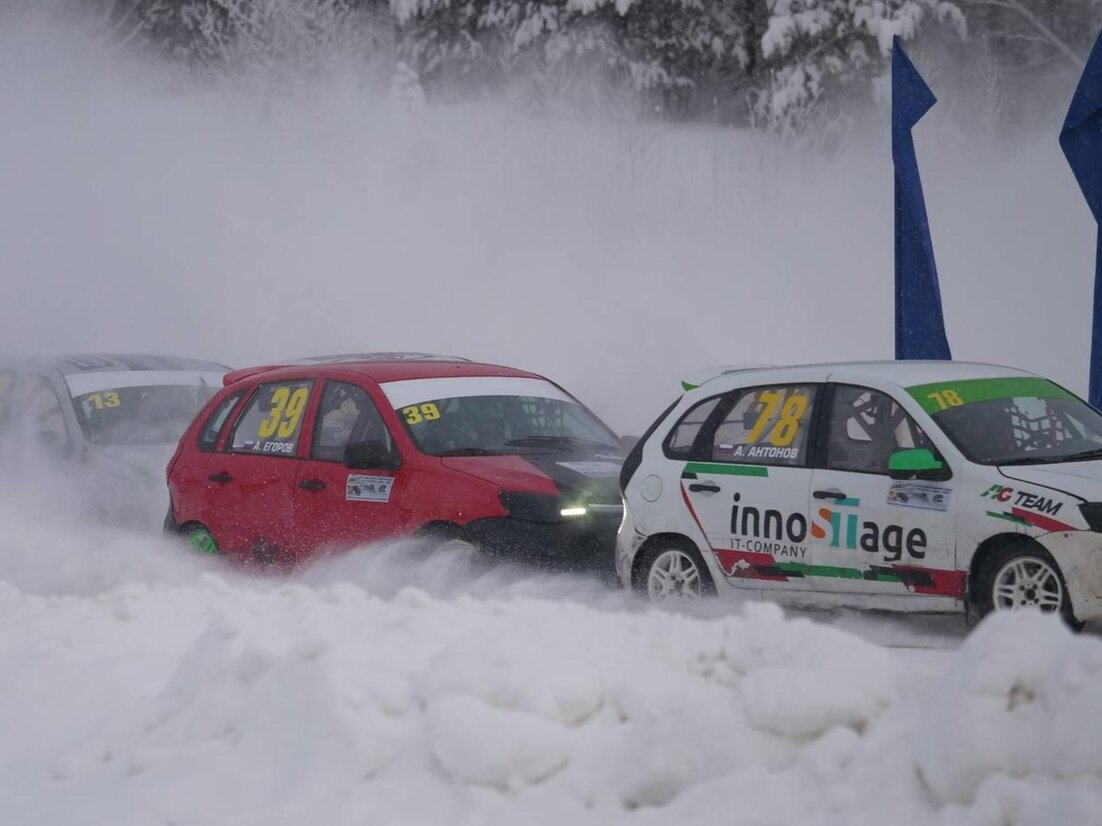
[343,439,400,471]
[889,448,947,481]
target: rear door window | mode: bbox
[230,380,313,457]
[709,384,819,467]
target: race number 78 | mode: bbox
[746,390,808,447]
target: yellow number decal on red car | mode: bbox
[258,387,310,439]
[402,403,441,425]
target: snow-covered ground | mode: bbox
[2,499,1100,826]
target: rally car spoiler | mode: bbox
[680,364,774,392]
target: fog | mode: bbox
[1,12,1094,437]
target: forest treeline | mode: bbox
[76,0,1102,126]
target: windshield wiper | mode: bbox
[431,447,501,457]
[1001,448,1102,465]
[1057,448,1102,463]
[503,436,614,449]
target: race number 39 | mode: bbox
[258,387,309,439]
[402,403,441,425]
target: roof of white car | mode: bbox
[690,360,1035,391]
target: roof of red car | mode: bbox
[223,353,542,387]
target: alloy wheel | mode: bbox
[992,555,1064,614]
[647,549,704,600]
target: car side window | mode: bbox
[311,381,390,462]
[825,385,934,474]
[230,380,313,457]
[198,393,242,452]
[26,377,67,444]
[709,384,818,467]
[664,396,722,458]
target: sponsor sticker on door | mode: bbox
[346,475,394,503]
[886,483,951,512]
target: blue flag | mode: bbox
[1059,30,1102,409]
[892,36,951,360]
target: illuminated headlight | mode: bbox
[560,506,588,518]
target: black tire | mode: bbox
[638,540,715,601]
[972,543,1082,631]
[418,523,484,563]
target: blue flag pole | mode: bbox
[1059,30,1102,409]
[892,36,951,361]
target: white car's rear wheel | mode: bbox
[644,545,713,600]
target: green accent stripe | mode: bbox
[681,380,699,391]
[836,498,861,508]
[775,562,901,583]
[986,509,1028,525]
[684,462,769,478]
[906,377,1075,415]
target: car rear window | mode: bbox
[198,393,242,452]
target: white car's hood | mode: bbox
[998,459,1102,501]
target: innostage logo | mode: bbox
[730,495,928,562]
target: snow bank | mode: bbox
[915,611,1102,816]
[2,530,1099,826]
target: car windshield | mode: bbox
[911,377,1102,465]
[73,383,219,446]
[396,394,620,456]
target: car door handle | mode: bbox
[298,479,327,491]
[208,471,233,484]
[688,483,721,494]
[813,489,847,500]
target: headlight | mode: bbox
[498,492,598,522]
[1079,502,1102,532]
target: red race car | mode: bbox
[165,354,628,570]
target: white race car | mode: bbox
[617,361,1102,627]
[0,354,227,526]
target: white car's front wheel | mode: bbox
[642,544,714,600]
[974,544,1082,630]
